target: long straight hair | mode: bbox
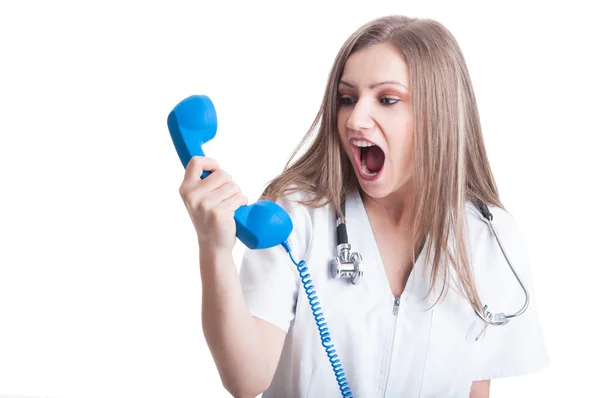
[261,15,503,311]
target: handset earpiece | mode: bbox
[167,95,293,250]
[166,94,216,178]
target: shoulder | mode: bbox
[268,185,334,251]
[465,200,523,237]
[269,185,333,223]
[464,200,528,257]
[464,200,534,306]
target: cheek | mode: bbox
[389,140,412,167]
[335,114,347,155]
[387,119,414,168]
[337,110,351,146]
[336,109,347,134]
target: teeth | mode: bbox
[352,140,374,148]
[361,158,377,177]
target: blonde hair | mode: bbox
[261,15,503,311]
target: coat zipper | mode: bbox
[382,296,401,396]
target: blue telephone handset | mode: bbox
[166,94,354,397]
[167,94,293,250]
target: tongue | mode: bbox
[365,146,384,172]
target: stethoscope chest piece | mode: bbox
[330,242,363,284]
[330,198,363,284]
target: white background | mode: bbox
[1,1,598,397]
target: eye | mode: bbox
[338,95,356,106]
[380,97,400,105]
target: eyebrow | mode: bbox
[339,80,408,90]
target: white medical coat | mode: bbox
[239,188,549,397]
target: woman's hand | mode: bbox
[179,156,248,253]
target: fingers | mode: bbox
[182,156,219,185]
[220,189,248,212]
[201,179,245,210]
[179,159,246,212]
[180,156,229,196]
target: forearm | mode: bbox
[470,380,490,398]
[199,248,268,397]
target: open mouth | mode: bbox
[351,139,385,180]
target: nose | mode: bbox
[346,99,375,131]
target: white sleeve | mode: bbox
[470,209,550,381]
[238,192,313,334]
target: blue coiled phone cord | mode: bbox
[281,240,353,398]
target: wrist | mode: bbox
[198,244,233,266]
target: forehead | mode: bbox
[341,42,409,85]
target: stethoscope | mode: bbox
[329,197,530,330]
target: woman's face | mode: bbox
[337,42,414,200]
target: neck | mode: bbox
[360,183,416,229]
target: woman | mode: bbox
[178,15,549,398]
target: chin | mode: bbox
[352,164,394,198]
[352,165,412,201]
[357,180,395,199]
